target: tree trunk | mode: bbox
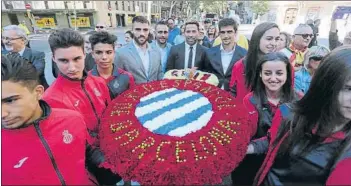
[169,1,176,18]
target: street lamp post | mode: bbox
[74,1,77,31]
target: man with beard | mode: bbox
[166,21,207,71]
[116,16,163,84]
[203,18,247,91]
[280,24,313,71]
[2,25,48,89]
[151,21,172,73]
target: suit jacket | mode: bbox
[52,53,97,78]
[203,45,247,91]
[22,47,49,89]
[115,42,163,84]
[166,42,207,72]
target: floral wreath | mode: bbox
[99,79,251,185]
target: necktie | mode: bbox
[187,46,193,69]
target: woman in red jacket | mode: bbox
[248,46,351,185]
[231,52,296,185]
[229,22,280,102]
[1,54,94,185]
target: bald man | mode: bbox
[280,24,313,71]
[95,22,107,32]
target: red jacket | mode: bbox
[255,106,351,186]
[2,101,94,185]
[229,59,247,102]
[43,73,111,146]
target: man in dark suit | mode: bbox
[166,21,207,72]
[2,25,48,89]
[203,18,247,91]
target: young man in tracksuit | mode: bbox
[43,28,121,184]
[88,31,135,99]
[1,54,93,185]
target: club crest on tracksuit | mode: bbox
[62,130,73,144]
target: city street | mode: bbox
[29,25,330,85]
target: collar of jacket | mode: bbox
[90,64,119,77]
[56,71,89,88]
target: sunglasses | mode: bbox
[295,34,313,39]
[96,26,105,29]
[310,56,323,61]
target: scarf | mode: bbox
[288,43,308,67]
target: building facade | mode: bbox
[259,1,351,38]
[1,1,162,32]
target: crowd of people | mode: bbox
[1,12,351,185]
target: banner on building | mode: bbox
[70,17,91,27]
[35,17,56,28]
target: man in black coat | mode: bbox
[166,21,207,72]
[203,18,247,91]
[2,25,49,89]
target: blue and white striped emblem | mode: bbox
[135,88,213,137]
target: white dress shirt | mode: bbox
[220,44,235,74]
[134,41,150,76]
[220,44,235,89]
[184,42,197,69]
[18,47,25,56]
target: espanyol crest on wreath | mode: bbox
[99,79,251,185]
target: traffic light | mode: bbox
[108,13,112,16]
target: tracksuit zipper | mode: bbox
[81,81,100,128]
[34,122,66,185]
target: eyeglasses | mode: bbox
[310,56,323,61]
[2,37,23,41]
[295,34,314,39]
[96,26,105,29]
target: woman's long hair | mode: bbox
[274,46,351,162]
[207,25,217,39]
[244,22,279,90]
[251,52,295,126]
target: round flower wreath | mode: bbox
[99,79,251,185]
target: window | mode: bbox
[284,8,298,24]
[11,1,25,9]
[140,2,143,12]
[122,1,124,11]
[127,1,130,11]
[31,1,46,9]
[2,1,7,9]
[115,1,118,10]
[144,3,147,13]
